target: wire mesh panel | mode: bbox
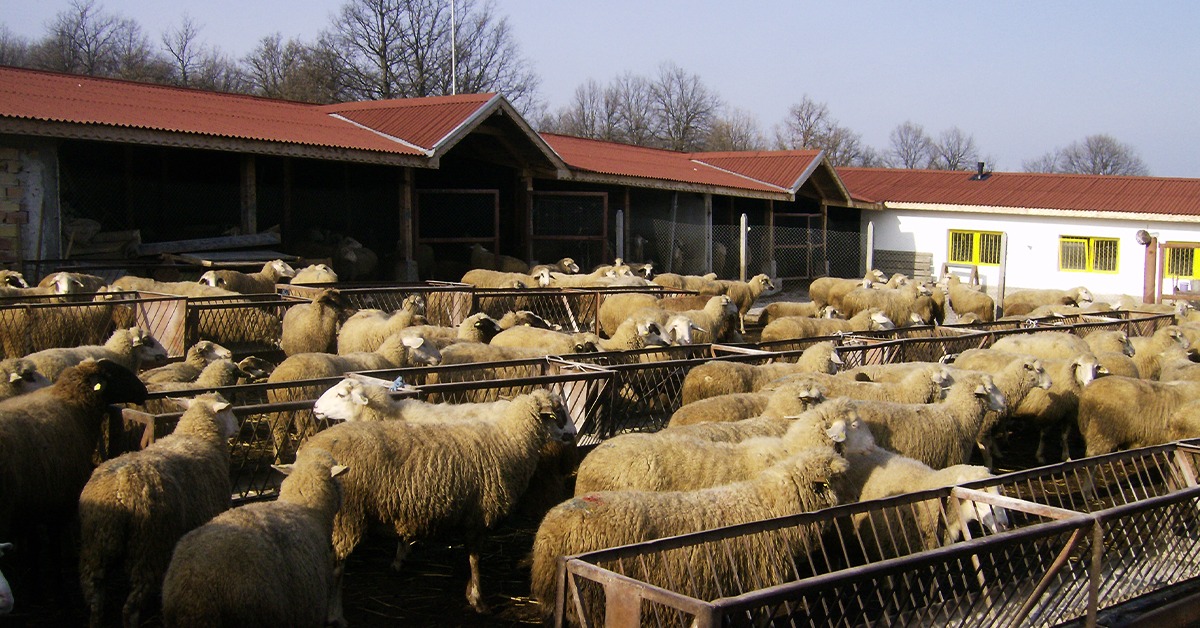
[184,294,293,355]
[532,192,608,271]
[279,282,474,327]
[473,288,601,333]
[0,292,186,358]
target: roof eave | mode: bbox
[427,95,569,175]
[802,151,854,205]
[0,117,433,168]
[882,200,1200,223]
[562,169,793,201]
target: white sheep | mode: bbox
[139,340,232,385]
[680,341,841,404]
[989,331,1093,360]
[399,312,505,350]
[37,271,108,301]
[760,308,895,342]
[676,295,741,344]
[597,293,660,337]
[944,275,996,322]
[1076,375,1200,456]
[161,447,347,628]
[298,388,575,619]
[460,267,542,289]
[528,257,580,276]
[530,446,847,624]
[840,281,936,326]
[333,236,378,281]
[595,317,669,352]
[650,271,723,293]
[336,307,423,354]
[952,357,1053,468]
[757,300,837,326]
[24,327,169,381]
[0,269,28,288]
[469,243,529,274]
[291,263,339,284]
[489,325,600,355]
[764,363,954,404]
[807,270,887,309]
[0,541,11,615]
[0,360,148,583]
[667,384,825,428]
[78,392,238,628]
[110,275,239,298]
[843,373,1007,469]
[280,289,353,356]
[712,273,776,333]
[1130,326,1190,379]
[1002,286,1094,317]
[0,358,49,401]
[576,397,864,493]
[143,359,251,394]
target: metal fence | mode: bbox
[551,440,1200,627]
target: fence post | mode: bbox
[864,221,874,275]
[667,192,678,273]
[996,233,1009,319]
[615,210,624,260]
[739,213,748,282]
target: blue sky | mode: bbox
[5,1,1199,176]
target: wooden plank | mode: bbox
[135,232,281,256]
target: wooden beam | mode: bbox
[135,232,281,256]
[240,154,257,234]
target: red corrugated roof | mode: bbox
[542,133,794,194]
[0,66,508,157]
[693,150,824,190]
[838,167,1200,217]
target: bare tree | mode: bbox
[540,79,623,141]
[706,108,766,151]
[887,120,934,168]
[33,0,156,78]
[162,15,203,86]
[773,96,833,150]
[443,1,540,112]
[0,26,31,67]
[649,62,722,152]
[610,72,658,146]
[1024,135,1149,175]
[929,126,980,171]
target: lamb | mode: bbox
[78,392,238,628]
[763,363,954,404]
[161,448,347,628]
[712,273,776,333]
[840,282,936,326]
[25,327,169,381]
[290,263,339,284]
[530,447,847,623]
[0,360,148,582]
[1076,375,1200,456]
[298,388,575,618]
[576,397,864,493]
[841,373,1007,470]
[0,542,10,614]
[528,257,580,276]
[680,341,841,404]
[335,307,422,354]
[667,384,825,429]
[489,325,601,355]
[1002,286,1094,317]
[760,308,895,342]
[37,271,108,300]
[950,348,1103,463]
[0,358,49,401]
[469,243,529,273]
[807,270,887,309]
[944,275,996,322]
[497,310,555,330]
[139,340,233,385]
[280,289,353,356]
[757,300,837,326]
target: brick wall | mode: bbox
[0,147,25,264]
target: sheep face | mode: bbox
[313,379,365,422]
[530,267,553,287]
[535,390,576,444]
[237,356,275,381]
[130,329,170,366]
[402,294,426,316]
[664,314,700,345]
[755,274,777,294]
[196,341,233,363]
[197,270,223,288]
[73,359,149,405]
[7,359,49,395]
[975,377,1007,413]
[0,542,11,614]
[268,260,297,279]
[176,393,240,440]
[1025,360,1053,390]
[1072,356,1104,387]
[402,335,441,366]
[557,258,580,274]
[869,311,896,330]
[0,270,28,288]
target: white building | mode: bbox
[837,167,1200,303]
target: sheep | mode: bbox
[333,236,378,281]
[460,267,545,290]
[143,359,251,394]
[399,312,504,351]
[577,397,864,494]
[0,542,10,615]
[944,275,996,322]
[290,263,339,284]
[764,363,955,405]
[469,243,529,273]
[667,384,825,429]
[1002,286,1094,317]
[236,355,276,383]
[757,300,837,326]
[489,325,601,355]
[528,257,580,276]
[841,282,936,326]
[1083,330,1136,358]
[497,309,555,330]
[842,373,1007,470]
[665,386,828,443]
[650,271,722,294]
[680,341,841,404]
[950,348,1103,463]
[712,273,776,332]
[0,358,49,401]
[25,327,169,381]
[335,307,422,354]
[595,317,670,352]
[530,447,847,623]
[808,270,886,309]
[0,269,28,288]
[161,448,347,628]
[1130,326,1191,379]
[110,275,238,298]
[0,360,148,584]
[954,357,1054,468]
[37,271,108,301]
[1076,375,1200,457]
[990,331,1093,360]
[280,289,353,356]
[78,392,238,628]
[1166,400,1200,442]
[675,295,740,344]
[139,340,232,385]
[597,293,660,337]
[1155,346,1200,382]
[298,388,575,618]
[760,308,895,342]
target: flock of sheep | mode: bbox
[1,255,1198,626]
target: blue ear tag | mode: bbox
[388,376,407,392]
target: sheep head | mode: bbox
[0,269,28,288]
[556,257,580,274]
[266,259,297,279]
[172,392,239,440]
[312,378,373,422]
[67,358,148,405]
[974,376,1007,413]
[129,328,170,366]
[194,340,233,363]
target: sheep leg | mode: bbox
[465,549,489,613]
[328,559,348,628]
[391,540,413,572]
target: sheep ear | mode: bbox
[330,464,349,478]
[351,387,370,406]
[211,400,231,413]
[271,463,294,476]
[401,335,424,349]
[166,396,189,408]
[9,372,21,383]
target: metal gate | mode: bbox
[531,192,608,270]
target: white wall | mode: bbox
[865,206,1200,301]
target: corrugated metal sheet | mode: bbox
[544,134,801,193]
[694,150,823,190]
[838,167,1200,217]
[323,93,497,152]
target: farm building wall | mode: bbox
[865,206,1200,299]
[0,136,59,263]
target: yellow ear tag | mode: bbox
[94,383,103,391]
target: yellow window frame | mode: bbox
[1059,236,1119,273]
[947,230,1002,266]
[1165,245,1200,279]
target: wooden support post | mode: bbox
[1144,237,1159,304]
[240,154,257,235]
[704,193,713,273]
[281,158,293,248]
